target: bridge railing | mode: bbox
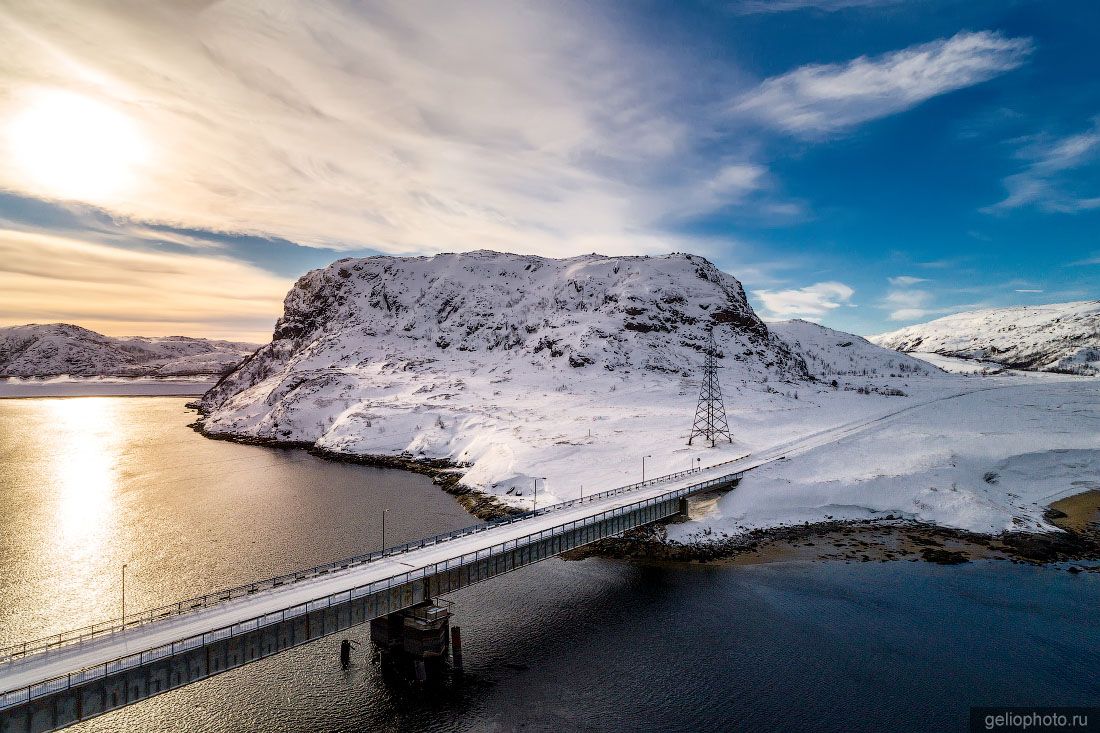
[0,454,749,666]
[0,469,744,711]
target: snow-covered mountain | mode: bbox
[200,251,812,415]
[769,319,938,381]
[197,251,947,508]
[0,324,259,378]
[870,301,1100,375]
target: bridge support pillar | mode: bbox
[369,600,452,682]
[678,484,738,521]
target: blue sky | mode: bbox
[0,0,1096,340]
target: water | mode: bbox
[1,397,1097,732]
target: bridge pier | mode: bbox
[678,484,735,521]
[370,600,453,682]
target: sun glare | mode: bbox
[47,398,120,558]
[7,89,150,202]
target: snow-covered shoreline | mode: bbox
[670,375,1099,542]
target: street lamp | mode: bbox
[695,457,702,473]
[533,476,546,511]
[642,455,652,482]
[121,563,128,629]
[381,509,389,550]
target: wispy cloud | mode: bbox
[0,229,289,340]
[0,1,785,258]
[888,275,928,287]
[753,281,855,320]
[733,31,1033,136]
[1015,288,1043,293]
[881,287,936,321]
[1069,254,1100,266]
[878,277,961,322]
[985,118,1100,214]
[732,0,901,13]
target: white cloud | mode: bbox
[884,288,931,307]
[1015,289,1043,293]
[888,275,928,287]
[753,281,855,320]
[880,286,946,321]
[985,119,1100,214]
[0,1,777,258]
[734,31,1032,136]
[0,230,290,341]
[886,308,932,321]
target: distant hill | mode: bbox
[770,319,939,380]
[0,323,260,378]
[870,301,1100,376]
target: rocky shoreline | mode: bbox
[565,491,1100,569]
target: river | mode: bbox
[1,397,1097,732]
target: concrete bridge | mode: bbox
[0,458,751,733]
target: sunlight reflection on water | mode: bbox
[47,399,120,560]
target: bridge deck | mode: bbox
[0,459,757,701]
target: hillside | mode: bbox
[0,324,259,378]
[769,319,939,381]
[197,251,950,509]
[870,301,1100,375]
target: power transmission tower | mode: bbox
[688,329,733,447]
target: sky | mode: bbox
[0,0,1097,342]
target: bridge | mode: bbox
[0,387,987,732]
[0,456,753,733]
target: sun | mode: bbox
[7,89,151,203]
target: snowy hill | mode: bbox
[199,250,811,416]
[769,320,939,381]
[196,251,956,510]
[870,301,1100,375]
[0,324,259,378]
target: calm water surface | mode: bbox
[1,397,1097,732]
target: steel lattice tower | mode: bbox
[688,329,733,447]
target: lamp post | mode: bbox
[121,563,128,629]
[642,455,652,482]
[381,509,389,550]
[696,457,702,473]
[533,476,546,511]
